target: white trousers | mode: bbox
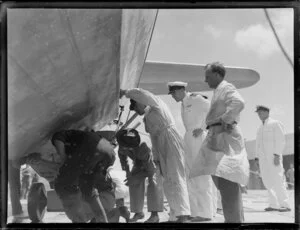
[259,156,290,209]
[187,175,214,218]
[184,130,216,218]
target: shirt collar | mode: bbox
[182,92,190,105]
[215,80,227,91]
[263,117,270,125]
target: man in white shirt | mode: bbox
[255,105,291,212]
[167,81,216,221]
[190,62,249,223]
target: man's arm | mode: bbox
[122,88,160,108]
[273,121,285,166]
[51,130,87,166]
[273,121,286,156]
[220,85,245,125]
[191,95,210,137]
[118,150,130,175]
[51,131,70,165]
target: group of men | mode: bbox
[119,61,249,223]
[118,61,291,223]
[9,61,291,223]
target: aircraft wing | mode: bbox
[139,61,260,94]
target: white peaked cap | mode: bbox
[167,81,188,87]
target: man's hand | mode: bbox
[274,154,280,166]
[193,128,203,137]
[222,122,234,133]
[53,140,67,166]
[124,175,132,186]
[97,138,115,153]
[119,89,127,98]
[254,158,260,171]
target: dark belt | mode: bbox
[206,122,222,129]
[206,121,237,129]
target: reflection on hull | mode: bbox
[8,9,158,160]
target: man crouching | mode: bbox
[51,129,116,223]
[116,129,164,223]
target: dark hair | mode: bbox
[116,129,141,148]
[129,99,137,111]
[168,85,185,94]
[205,62,226,78]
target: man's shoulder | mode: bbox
[267,118,282,125]
[222,81,237,91]
[265,119,285,131]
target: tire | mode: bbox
[27,182,47,223]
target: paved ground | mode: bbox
[6,189,295,224]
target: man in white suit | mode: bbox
[190,62,249,223]
[255,105,291,212]
[167,81,216,221]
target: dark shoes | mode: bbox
[216,208,223,215]
[129,212,145,223]
[176,215,192,223]
[264,207,278,211]
[264,207,291,212]
[11,212,29,223]
[119,206,131,223]
[191,216,211,222]
[278,207,291,212]
[144,215,159,223]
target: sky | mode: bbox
[141,8,294,142]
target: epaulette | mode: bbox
[190,92,199,97]
[190,92,208,99]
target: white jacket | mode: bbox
[190,80,249,185]
[255,117,285,160]
[181,92,210,170]
[181,92,210,132]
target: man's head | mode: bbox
[167,81,187,102]
[255,105,270,122]
[204,62,226,89]
[129,99,147,115]
[116,129,141,150]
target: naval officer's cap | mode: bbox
[255,105,270,112]
[167,81,188,94]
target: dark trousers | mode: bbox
[212,176,244,223]
[8,160,23,215]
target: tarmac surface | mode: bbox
[6,189,295,224]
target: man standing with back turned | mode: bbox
[255,105,291,212]
[167,81,215,221]
[190,62,249,223]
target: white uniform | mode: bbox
[181,92,215,219]
[256,117,290,209]
[125,88,191,219]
